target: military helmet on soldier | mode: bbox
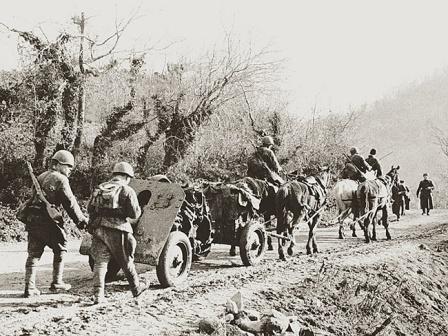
[350,147,358,155]
[262,136,275,147]
[52,150,75,167]
[112,162,135,178]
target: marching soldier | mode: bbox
[21,150,88,298]
[417,173,434,215]
[247,135,284,186]
[87,162,149,304]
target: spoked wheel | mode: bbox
[239,221,267,266]
[156,231,192,287]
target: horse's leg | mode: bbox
[352,206,360,237]
[311,214,321,253]
[338,218,345,239]
[277,236,286,261]
[363,213,371,243]
[383,205,391,240]
[338,209,345,239]
[287,212,300,256]
[265,213,274,251]
[229,245,236,256]
[277,214,288,261]
[372,208,378,241]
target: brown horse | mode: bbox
[275,168,331,260]
[358,166,399,243]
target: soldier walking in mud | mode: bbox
[417,173,435,216]
[87,162,149,304]
[392,180,407,221]
[20,150,88,298]
[247,135,284,186]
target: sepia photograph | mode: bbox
[0,0,447,335]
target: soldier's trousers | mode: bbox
[91,226,140,297]
[25,230,68,290]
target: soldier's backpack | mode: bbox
[90,181,123,210]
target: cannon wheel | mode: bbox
[156,231,192,287]
[239,221,267,266]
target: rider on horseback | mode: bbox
[341,147,372,182]
[247,136,284,186]
[365,148,382,177]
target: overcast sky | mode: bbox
[1,0,448,116]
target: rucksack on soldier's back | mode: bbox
[90,181,124,210]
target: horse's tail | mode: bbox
[275,184,290,233]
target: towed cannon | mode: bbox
[80,178,213,287]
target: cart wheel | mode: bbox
[239,221,267,266]
[156,231,192,287]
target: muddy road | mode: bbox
[0,210,447,336]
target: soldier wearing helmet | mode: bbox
[87,161,148,304]
[247,135,284,186]
[22,150,88,298]
[348,147,371,174]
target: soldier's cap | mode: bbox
[399,180,404,183]
[370,148,376,155]
[423,173,428,177]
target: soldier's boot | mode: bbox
[93,262,108,304]
[24,256,40,298]
[50,252,71,292]
[124,266,150,298]
[131,279,150,298]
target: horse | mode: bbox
[334,179,360,239]
[275,167,331,260]
[358,166,399,243]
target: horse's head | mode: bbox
[386,165,400,186]
[317,165,332,189]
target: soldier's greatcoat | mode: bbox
[417,179,434,212]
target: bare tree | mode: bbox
[1,10,143,159]
[136,37,282,174]
[433,127,448,159]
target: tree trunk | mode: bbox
[59,81,79,150]
[73,79,85,156]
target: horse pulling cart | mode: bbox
[80,178,268,287]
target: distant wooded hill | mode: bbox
[353,69,448,206]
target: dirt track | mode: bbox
[1,209,447,336]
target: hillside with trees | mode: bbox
[353,70,448,206]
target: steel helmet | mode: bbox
[112,162,135,178]
[262,136,275,147]
[52,150,75,167]
[350,147,359,155]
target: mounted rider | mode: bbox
[342,147,372,182]
[247,135,284,186]
[365,148,382,177]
